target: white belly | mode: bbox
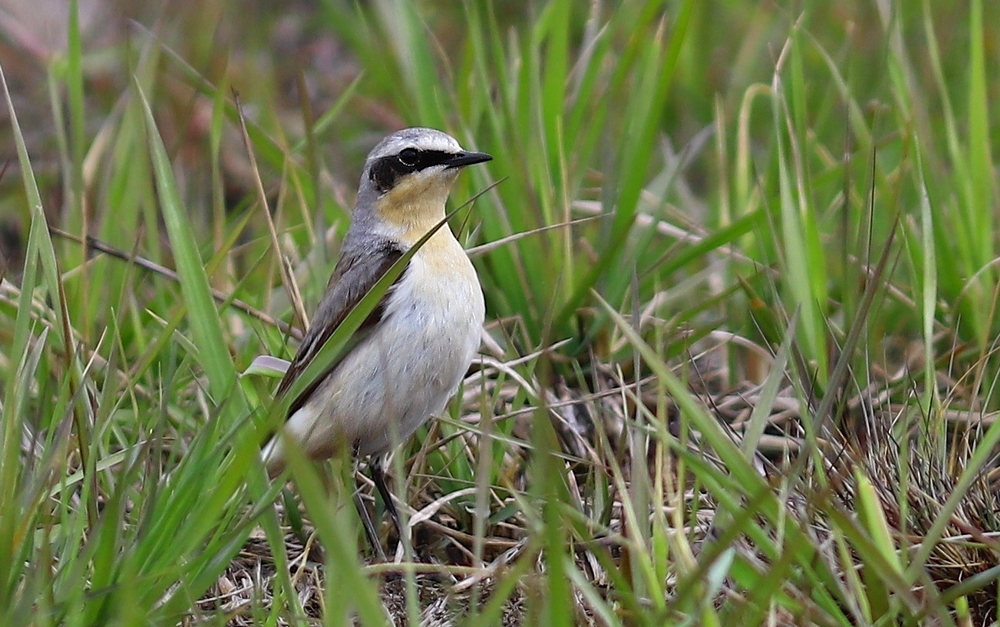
[276,245,484,461]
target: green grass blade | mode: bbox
[137,83,236,401]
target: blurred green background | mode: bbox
[2,0,999,625]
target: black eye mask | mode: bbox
[368,149,454,193]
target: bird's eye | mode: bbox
[397,148,419,167]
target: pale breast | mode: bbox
[277,232,484,461]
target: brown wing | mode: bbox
[275,237,406,417]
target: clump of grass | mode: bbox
[1,1,999,626]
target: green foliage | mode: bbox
[1,0,999,625]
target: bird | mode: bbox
[262,127,491,558]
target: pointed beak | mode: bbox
[444,151,493,169]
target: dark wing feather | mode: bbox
[275,237,406,417]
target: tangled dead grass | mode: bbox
[192,330,1000,625]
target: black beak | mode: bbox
[444,151,493,169]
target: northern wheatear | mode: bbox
[262,127,491,556]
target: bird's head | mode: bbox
[356,128,492,238]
